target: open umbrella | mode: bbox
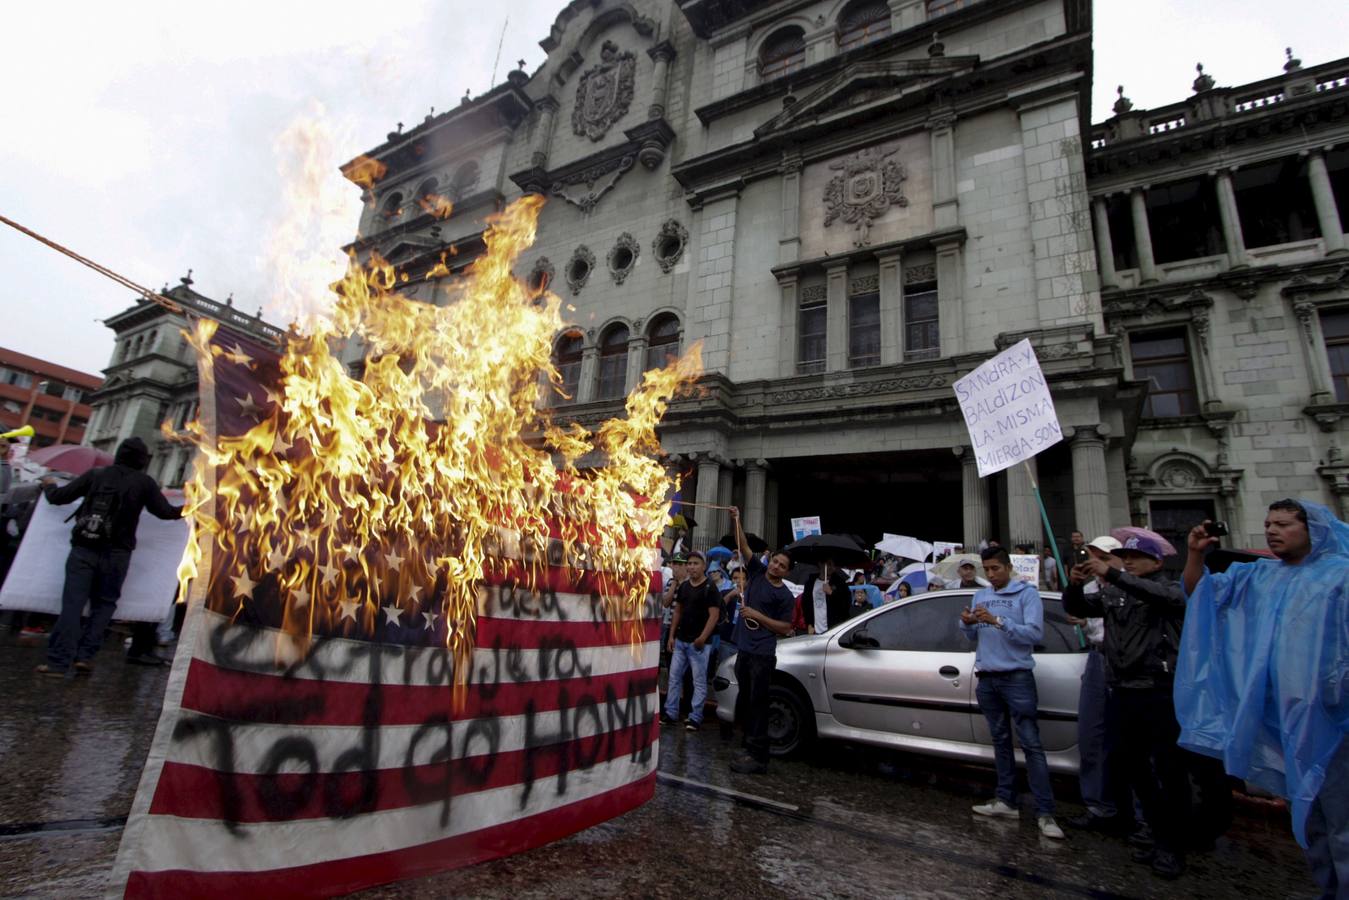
[719,531,769,553]
[1110,526,1178,557]
[784,533,870,567]
[875,534,933,561]
[704,545,733,562]
[26,443,114,476]
[784,561,819,585]
[929,552,985,583]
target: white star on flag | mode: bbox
[382,603,402,626]
[237,393,263,418]
[292,585,311,607]
[318,561,340,585]
[386,550,405,572]
[422,609,439,631]
[230,571,256,599]
[272,431,292,455]
[263,384,283,406]
[223,343,254,366]
[405,584,422,603]
[343,544,361,563]
[338,599,361,622]
[267,546,288,571]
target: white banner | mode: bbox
[0,493,189,621]
[954,339,1063,477]
[1010,553,1040,584]
[791,515,822,541]
[932,541,961,562]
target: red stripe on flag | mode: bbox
[474,615,659,649]
[125,771,656,900]
[148,720,656,822]
[179,658,658,728]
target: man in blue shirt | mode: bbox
[959,547,1063,839]
[729,507,795,775]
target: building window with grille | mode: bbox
[849,292,880,368]
[1131,330,1199,417]
[552,332,584,405]
[644,314,681,372]
[904,281,940,360]
[798,292,827,374]
[759,27,805,81]
[596,325,630,400]
[838,0,890,51]
[1324,309,1349,403]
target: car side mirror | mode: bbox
[842,628,879,650]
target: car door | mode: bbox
[969,596,1087,752]
[824,592,977,744]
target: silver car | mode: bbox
[713,589,1088,773]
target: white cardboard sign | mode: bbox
[1010,553,1041,584]
[954,339,1063,477]
[0,493,189,622]
[790,516,822,541]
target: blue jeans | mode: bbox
[47,545,131,670]
[976,669,1056,816]
[1077,649,1118,818]
[665,639,712,724]
[1306,740,1349,899]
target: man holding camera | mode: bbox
[1065,533,1189,879]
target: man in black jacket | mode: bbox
[1064,533,1189,880]
[36,437,183,677]
[801,558,851,634]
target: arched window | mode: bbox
[759,27,805,81]
[450,161,480,200]
[838,0,891,51]
[596,325,630,400]
[644,314,681,371]
[552,331,584,404]
[380,191,404,222]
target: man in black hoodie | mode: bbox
[35,437,183,677]
[1064,533,1189,880]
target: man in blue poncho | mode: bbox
[1179,499,1349,897]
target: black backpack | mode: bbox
[68,475,124,545]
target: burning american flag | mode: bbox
[109,198,698,897]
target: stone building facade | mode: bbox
[341,0,1347,554]
[84,274,283,487]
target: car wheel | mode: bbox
[767,683,814,757]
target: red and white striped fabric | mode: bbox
[110,326,660,898]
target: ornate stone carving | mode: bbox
[903,263,935,285]
[1192,310,1211,354]
[565,245,596,295]
[800,284,827,303]
[551,153,635,213]
[607,232,640,284]
[572,41,636,142]
[652,219,688,273]
[1294,300,1319,344]
[768,373,948,404]
[823,146,908,247]
[849,274,879,295]
[1157,460,1201,488]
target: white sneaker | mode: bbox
[972,799,1019,819]
[1038,816,1065,839]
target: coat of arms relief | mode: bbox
[572,41,637,141]
[823,146,908,247]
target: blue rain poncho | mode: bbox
[1175,500,1349,847]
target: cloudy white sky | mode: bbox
[1,1,1343,375]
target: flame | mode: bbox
[417,193,454,220]
[345,154,388,190]
[179,195,701,687]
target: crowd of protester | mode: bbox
[657,500,1348,894]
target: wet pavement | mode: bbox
[0,633,1319,898]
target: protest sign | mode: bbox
[791,515,822,541]
[953,338,1063,477]
[933,541,961,562]
[0,493,188,621]
[1010,553,1041,585]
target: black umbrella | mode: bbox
[785,562,819,584]
[783,533,870,567]
[719,532,769,553]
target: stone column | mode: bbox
[1212,168,1248,268]
[745,459,768,538]
[954,446,990,550]
[935,239,964,358]
[646,42,676,120]
[715,463,735,546]
[531,96,560,169]
[764,476,780,548]
[577,341,599,404]
[927,109,959,230]
[1307,149,1347,256]
[877,249,903,365]
[1006,457,1040,549]
[693,455,722,552]
[1294,300,1337,405]
[1091,197,1118,290]
[1189,308,1222,413]
[1068,425,1111,540]
[779,149,803,265]
[775,270,799,379]
[1130,187,1159,284]
[825,261,849,372]
[625,327,648,394]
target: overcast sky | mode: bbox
[2,1,1343,376]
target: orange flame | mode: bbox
[344,154,388,190]
[178,195,701,685]
[417,193,454,220]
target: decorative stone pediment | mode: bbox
[751,58,978,140]
[823,145,908,248]
[552,152,636,213]
[572,41,636,142]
